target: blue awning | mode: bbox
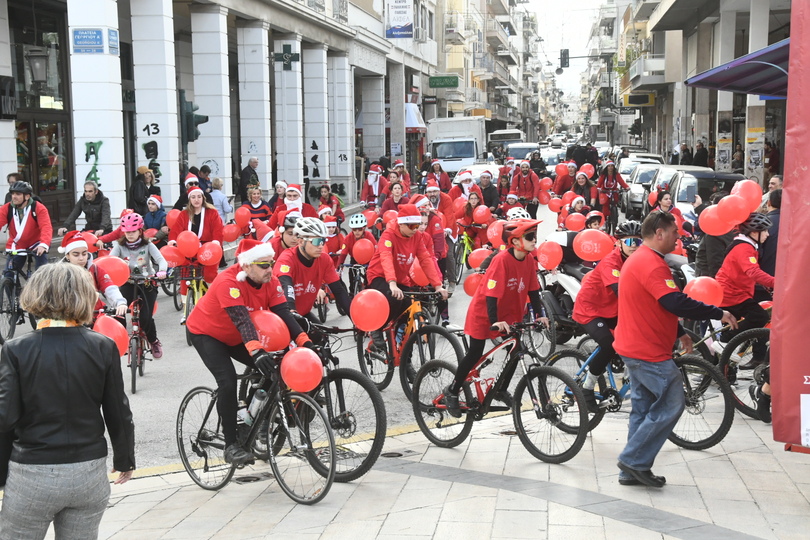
[685,38,789,98]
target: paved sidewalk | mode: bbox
[26,408,810,539]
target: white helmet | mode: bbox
[506,207,531,220]
[293,217,329,238]
[348,213,368,228]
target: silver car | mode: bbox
[622,163,662,219]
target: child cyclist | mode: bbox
[443,219,544,417]
[336,213,377,267]
[110,213,168,358]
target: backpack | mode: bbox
[6,199,40,225]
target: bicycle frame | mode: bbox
[383,296,426,367]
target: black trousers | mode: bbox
[189,333,255,446]
[116,283,158,342]
[582,317,618,376]
[723,298,770,361]
[368,277,414,325]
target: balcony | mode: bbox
[332,0,348,24]
[632,0,661,21]
[465,87,487,108]
[598,4,617,26]
[629,54,667,90]
[307,0,325,13]
[445,12,466,45]
[495,14,517,35]
[591,35,617,56]
[485,19,510,49]
[486,0,510,17]
[472,52,511,83]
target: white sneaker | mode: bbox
[711,340,725,356]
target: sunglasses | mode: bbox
[622,238,643,247]
[406,223,420,230]
[306,237,327,247]
[352,227,366,232]
[187,182,199,186]
[248,261,273,270]
[522,232,536,242]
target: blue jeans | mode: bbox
[618,356,685,474]
[4,252,48,280]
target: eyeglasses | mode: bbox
[621,238,643,247]
[247,261,273,270]
[522,232,536,242]
[306,237,327,247]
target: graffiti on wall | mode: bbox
[84,141,103,185]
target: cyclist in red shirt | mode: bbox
[510,161,540,216]
[426,160,452,193]
[552,162,577,195]
[267,184,318,230]
[360,164,388,209]
[186,238,312,466]
[448,171,483,202]
[274,217,351,319]
[322,215,343,267]
[572,221,641,412]
[0,181,52,277]
[59,231,127,318]
[596,161,629,216]
[444,220,544,417]
[336,213,376,267]
[269,210,301,262]
[498,192,523,217]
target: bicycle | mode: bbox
[342,263,368,300]
[177,264,208,346]
[121,274,163,394]
[717,327,770,418]
[453,224,483,285]
[411,321,589,463]
[355,290,463,400]
[0,250,39,343]
[176,358,336,504]
[546,347,734,450]
[598,188,624,235]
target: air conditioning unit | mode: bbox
[413,28,427,43]
[641,38,652,53]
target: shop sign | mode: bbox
[0,76,16,120]
[73,29,104,54]
[429,76,458,88]
[423,96,438,104]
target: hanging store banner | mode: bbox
[386,0,414,39]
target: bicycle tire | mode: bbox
[545,349,607,431]
[411,360,474,448]
[268,392,336,505]
[161,277,176,297]
[355,330,394,391]
[176,386,236,490]
[138,337,146,377]
[317,367,387,482]
[172,276,183,311]
[522,297,556,361]
[0,278,15,344]
[576,336,597,355]
[717,328,770,418]
[453,241,465,285]
[512,364,589,464]
[129,336,139,394]
[185,289,196,347]
[316,300,328,324]
[668,354,735,450]
[399,325,464,401]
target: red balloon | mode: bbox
[473,205,492,225]
[383,210,398,225]
[82,232,99,253]
[468,248,490,270]
[93,314,128,356]
[144,228,158,240]
[536,241,563,270]
[548,198,563,213]
[561,191,577,206]
[166,209,181,229]
[352,238,375,264]
[599,193,610,206]
[565,213,586,232]
[699,205,734,236]
[573,229,614,261]
[223,223,241,243]
[160,245,186,268]
[280,347,323,392]
[234,206,251,228]
[716,195,749,225]
[684,276,724,306]
[95,256,130,287]
[464,273,483,296]
[250,310,292,351]
[197,241,223,266]
[554,163,568,177]
[153,300,158,316]
[539,177,553,191]
[453,198,467,213]
[486,220,504,245]
[362,210,377,225]
[350,289,390,331]
[537,191,552,205]
[731,179,764,212]
[409,258,430,287]
[579,164,595,178]
[648,191,658,207]
[176,230,201,258]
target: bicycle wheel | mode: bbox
[512,365,588,464]
[411,360,474,448]
[138,336,146,377]
[453,242,465,285]
[399,324,464,401]
[129,336,139,395]
[162,276,176,297]
[176,387,236,490]
[609,204,619,235]
[522,298,556,361]
[267,392,335,505]
[316,300,328,323]
[576,336,598,355]
[545,349,607,431]
[0,277,16,344]
[172,276,183,311]
[717,328,770,418]
[185,289,196,347]
[668,354,735,450]
[316,368,387,482]
[355,330,394,390]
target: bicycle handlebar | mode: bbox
[489,320,544,334]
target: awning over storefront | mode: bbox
[405,103,426,133]
[685,38,789,97]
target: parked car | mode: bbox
[616,157,658,178]
[504,142,541,161]
[628,152,664,164]
[643,165,746,218]
[622,163,662,219]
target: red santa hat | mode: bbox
[235,238,275,281]
[425,180,441,192]
[184,173,200,186]
[575,171,589,180]
[431,159,439,165]
[187,186,203,197]
[255,222,273,243]
[397,204,422,224]
[323,215,338,225]
[392,159,404,168]
[147,194,163,207]
[506,157,515,163]
[369,164,384,175]
[567,161,577,168]
[506,192,519,201]
[286,183,303,197]
[275,181,288,190]
[120,208,134,219]
[571,196,586,207]
[410,194,430,209]
[318,204,332,216]
[58,230,88,254]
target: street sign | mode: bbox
[108,29,119,56]
[429,76,458,88]
[72,29,104,54]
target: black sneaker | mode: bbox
[582,388,600,414]
[369,330,387,353]
[224,443,255,466]
[442,385,462,418]
[749,384,772,424]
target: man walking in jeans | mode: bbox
[613,211,737,487]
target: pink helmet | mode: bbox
[120,213,144,232]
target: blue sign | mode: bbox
[108,29,119,56]
[72,29,104,54]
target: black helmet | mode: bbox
[615,220,642,239]
[9,181,32,195]
[738,212,772,235]
[282,214,299,230]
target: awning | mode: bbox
[685,38,789,98]
[405,103,427,133]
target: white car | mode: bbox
[456,163,501,184]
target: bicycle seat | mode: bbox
[562,263,591,281]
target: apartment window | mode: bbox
[428,11,434,40]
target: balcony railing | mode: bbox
[308,0,325,13]
[333,0,348,23]
[465,87,487,104]
[485,19,510,48]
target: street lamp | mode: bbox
[25,46,49,85]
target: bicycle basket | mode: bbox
[174,265,204,280]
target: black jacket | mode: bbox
[695,230,735,278]
[128,179,149,216]
[759,209,780,276]
[693,148,709,167]
[0,327,135,471]
[62,190,112,233]
[480,183,500,211]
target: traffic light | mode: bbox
[179,89,208,145]
[560,49,569,68]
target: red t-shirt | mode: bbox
[572,247,624,324]
[186,265,288,346]
[337,230,377,266]
[90,263,117,311]
[613,245,680,362]
[715,238,775,306]
[367,224,441,287]
[270,235,294,263]
[273,249,340,315]
[465,249,540,340]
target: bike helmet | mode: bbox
[614,220,642,238]
[293,216,329,238]
[502,219,542,243]
[585,211,604,227]
[120,213,144,232]
[738,212,772,235]
[282,212,299,230]
[506,207,531,220]
[9,181,32,195]
[348,213,368,228]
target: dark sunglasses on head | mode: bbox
[522,232,536,242]
[622,238,643,247]
[248,261,273,270]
